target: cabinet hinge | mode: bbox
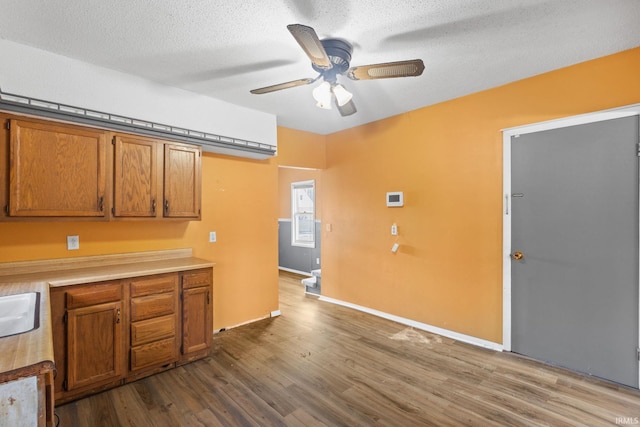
[63,312,68,324]
[62,379,68,391]
[112,136,116,145]
[3,205,8,214]
[111,207,115,215]
[180,292,183,301]
[5,121,9,130]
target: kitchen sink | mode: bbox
[0,292,39,338]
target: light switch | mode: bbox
[391,243,400,253]
[209,231,217,243]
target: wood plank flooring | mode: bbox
[56,271,640,426]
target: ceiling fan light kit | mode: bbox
[312,81,332,109]
[332,84,352,107]
[250,24,425,117]
[312,82,352,110]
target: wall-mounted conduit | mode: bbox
[0,88,277,160]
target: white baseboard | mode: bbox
[278,266,312,276]
[318,296,504,352]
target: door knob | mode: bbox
[511,251,524,260]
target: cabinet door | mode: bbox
[181,286,211,357]
[163,143,201,218]
[67,301,123,391]
[9,119,107,217]
[113,135,159,217]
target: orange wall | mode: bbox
[277,127,326,169]
[318,47,640,344]
[0,152,279,330]
[2,47,637,341]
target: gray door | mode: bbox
[511,115,639,388]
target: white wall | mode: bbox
[0,39,276,148]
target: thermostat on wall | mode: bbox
[386,192,404,207]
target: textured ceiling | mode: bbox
[0,0,639,135]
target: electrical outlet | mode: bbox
[67,235,79,250]
[391,224,398,235]
[209,231,217,243]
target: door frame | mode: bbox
[502,103,640,385]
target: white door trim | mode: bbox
[502,104,640,376]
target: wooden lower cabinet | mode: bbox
[128,273,179,379]
[67,300,124,390]
[180,269,213,364]
[51,281,125,404]
[51,268,213,405]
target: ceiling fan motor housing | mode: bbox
[313,38,353,80]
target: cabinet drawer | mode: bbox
[131,315,175,347]
[130,338,176,371]
[130,292,175,321]
[130,273,178,297]
[182,269,212,289]
[66,282,122,309]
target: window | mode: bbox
[291,180,315,248]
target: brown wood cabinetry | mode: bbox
[43,370,55,427]
[112,135,159,218]
[180,269,213,364]
[164,143,201,218]
[112,135,201,220]
[4,118,107,217]
[51,281,125,404]
[0,113,202,221]
[128,273,179,378]
[50,267,213,405]
[66,301,123,390]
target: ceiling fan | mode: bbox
[250,24,425,117]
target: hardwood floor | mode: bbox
[56,271,640,426]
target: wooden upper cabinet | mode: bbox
[8,119,107,217]
[0,114,202,221]
[113,137,201,220]
[113,135,159,218]
[164,143,201,219]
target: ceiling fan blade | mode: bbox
[250,78,315,94]
[287,24,332,69]
[347,59,425,80]
[336,98,357,117]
